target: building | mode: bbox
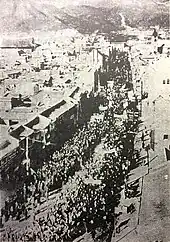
[0,125,19,174]
[0,87,97,176]
[151,96,170,162]
[0,71,8,83]
[6,69,21,79]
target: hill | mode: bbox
[0,0,66,33]
[0,0,169,34]
[120,1,169,28]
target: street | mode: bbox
[138,162,170,242]
[111,34,170,241]
[0,6,170,240]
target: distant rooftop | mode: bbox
[0,38,33,49]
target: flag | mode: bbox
[165,148,170,161]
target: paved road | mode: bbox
[138,161,170,242]
[120,162,170,242]
[119,162,170,242]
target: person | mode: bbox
[141,131,145,148]
[0,213,3,228]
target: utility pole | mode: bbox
[25,136,30,175]
[140,80,143,117]
[145,144,150,174]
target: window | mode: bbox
[163,80,165,84]
[167,79,170,84]
[163,134,168,140]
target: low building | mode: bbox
[0,125,19,173]
[6,69,21,79]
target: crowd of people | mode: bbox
[1,111,140,242]
[0,49,141,242]
[1,117,136,242]
[0,119,106,223]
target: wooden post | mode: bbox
[26,136,29,160]
[140,80,143,116]
[25,137,30,174]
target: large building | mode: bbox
[142,56,170,162]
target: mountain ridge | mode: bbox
[0,0,169,34]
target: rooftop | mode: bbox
[0,108,36,123]
[0,71,8,80]
[10,125,34,140]
[25,115,51,131]
[48,100,75,121]
[0,125,19,160]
